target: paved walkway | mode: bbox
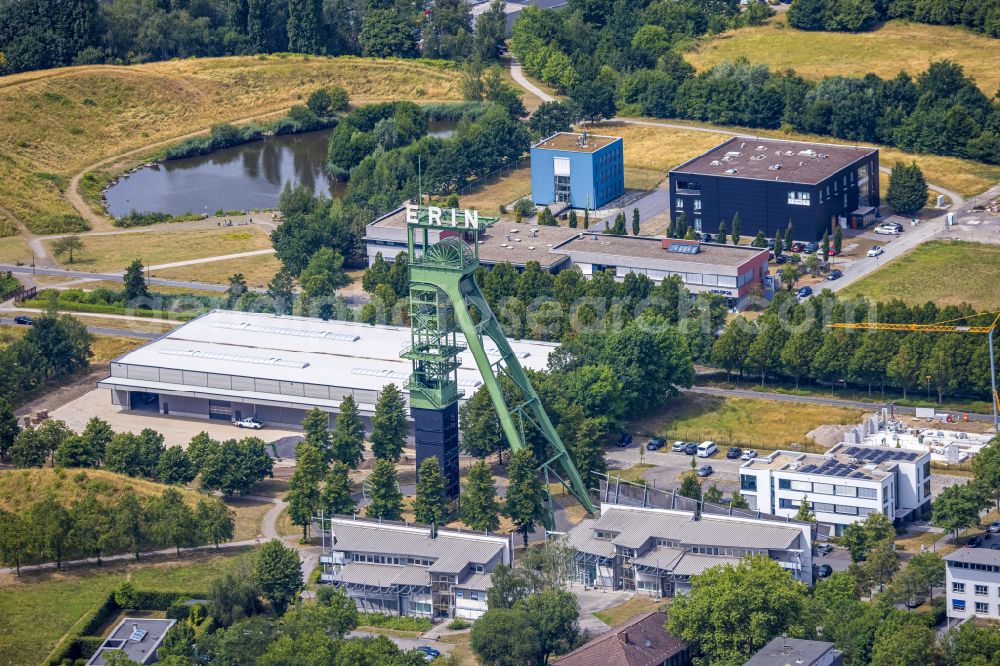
[510,61,554,103]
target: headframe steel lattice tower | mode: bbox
[402,206,596,525]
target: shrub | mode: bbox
[447,618,471,630]
[513,198,536,218]
[359,612,433,632]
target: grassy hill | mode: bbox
[0,467,202,514]
[838,240,1000,309]
[686,15,1000,96]
[0,55,463,234]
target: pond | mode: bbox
[104,120,458,218]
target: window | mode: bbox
[976,602,989,614]
[857,487,877,499]
[813,483,834,495]
[676,180,701,194]
[455,590,464,599]
[693,217,702,232]
[788,191,811,206]
[740,475,757,492]
[470,592,480,601]
[835,505,858,515]
[953,582,966,593]
[702,274,718,286]
[976,585,989,596]
[779,498,795,509]
[778,479,791,490]
[791,480,812,492]
[693,199,702,211]
[813,502,835,513]
[472,564,484,573]
[675,198,683,209]
[656,538,680,548]
[718,275,737,288]
[836,486,857,497]
[693,546,720,555]
[953,599,966,611]
[554,175,571,203]
[595,530,616,541]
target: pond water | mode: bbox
[105,120,458,217]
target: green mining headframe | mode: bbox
[401,204,597,526]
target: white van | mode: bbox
[697,441,717,458]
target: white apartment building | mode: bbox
[320,516,512,620]
[567,502,814,595]
[946,548,1000,621]
[739,443,931,536]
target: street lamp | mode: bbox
[926,375,932,400]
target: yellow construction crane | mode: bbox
[829,311,1000,431]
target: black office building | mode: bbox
[669,137,879,242]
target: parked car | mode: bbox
[740,449,758,460]
[804,242,818,254]
[867,245,884,258]
[646,437,667,451]
[684,442,699,455]
[416,646,441,662]
[989,521,1000,534]
[726,446,742,459]
[671,441,687,452]
[697,441,717,458]
[969,535,984,548]
[701,233,715,243]
[816,564,833,578]
[797,286,813,298]
[827,269,843,280]
[817,543,833,555]
[234,417,264,429]
[773,254,789,264]
[874,223,899,235]
[790,242,805,253]
[697,464,713,477]
[617,433,634,448]
[13,315,33,325]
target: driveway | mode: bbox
[346,631,453,658]
[571,588,636,634]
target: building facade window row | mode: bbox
[776,478,879,499]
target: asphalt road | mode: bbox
[0,316,160,339]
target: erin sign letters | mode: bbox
[406,204,480,229]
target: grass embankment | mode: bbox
[686,14,1000,96]
[42,226,272,272]
[839,240,1000,310]
[0,55,462,235]
[153,251,283,287]
[0,549,249,666]
[590,121,1000,199]
[633,395,865,450]
[593,595,666,627]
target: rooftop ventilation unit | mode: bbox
[724,168,739,174]
[666,242,699,255]
[768,163,782,170]
[128,625,147,642]
[351,367,409,380]
[756,145,767,151]
[710,160,721,166]
[160,348,308,369]
[750,155,765,161]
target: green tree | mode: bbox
[225,273,247,308]
[730,490,750,509]
[69,494,115,566]
[518,589,579,664]
[371,383,407,461]
[0,397,19,460]
[301,408,331,461]
[112,493,148,561]
[156,447,196,485]
[567,210,578,228]
[781,328,817,388]
[751,231,767,248]
[870,617,939,666]
[55,435,97,468]
[26,314,92,379]
[321,462,356,516]
[583,207,589,230]
[886,161,928,216]
[504,448,545,548]
[287,442,325,541]
[366,458,402,521]
[414,456,447,526]
[942,622,1000,666]
[461,460,500,532]
[704,484,724,505]
[717,220,728,244]
[795,497,815,522]
[122,259,149,302]
[0,508,33,574]
[79,417,112,464]
[254,539,303,615]
[861,538,900,593]
[11,427,48,467]
[833,226,843,255]
[28,497,73,569]
[105,429,165,478]
[149,488,198,556]
[196,497,235,548]
[51,234,83,263]
[570,79,616,123]
[821,230,831,259]
[359,8,418,58]
[667,555,812,665]
[299,247,351,298]
[888,341,922,399]
[731,212,741,245]
[471,607,541,666]
[774,228,784,258]
[973,438,1000,509]
[631,208,640,235]
[286,0,323,54]
[841,511,896,562]
[266,267,295,315]
[933,481,986,539]
[678,471,702,500]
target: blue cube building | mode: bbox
[530,132,624,210]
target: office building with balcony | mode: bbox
[320,516,512,620]
[945,548,1000,621]
[566,502,813,597]
[738,443,932,536]
[669,137,879,241]
[530,132,624,209]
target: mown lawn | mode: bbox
[839,240,1000,310]
[634,395,865,450]
[152,248,283,287]
[0,55,462,234]
[0,548,250,666]
[43,226,272,272]
[686,14,1000,96]
[593,595,666,627]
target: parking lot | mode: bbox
[605,440,747,493]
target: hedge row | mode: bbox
[47,589,204,665]
[20,298,202,320]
